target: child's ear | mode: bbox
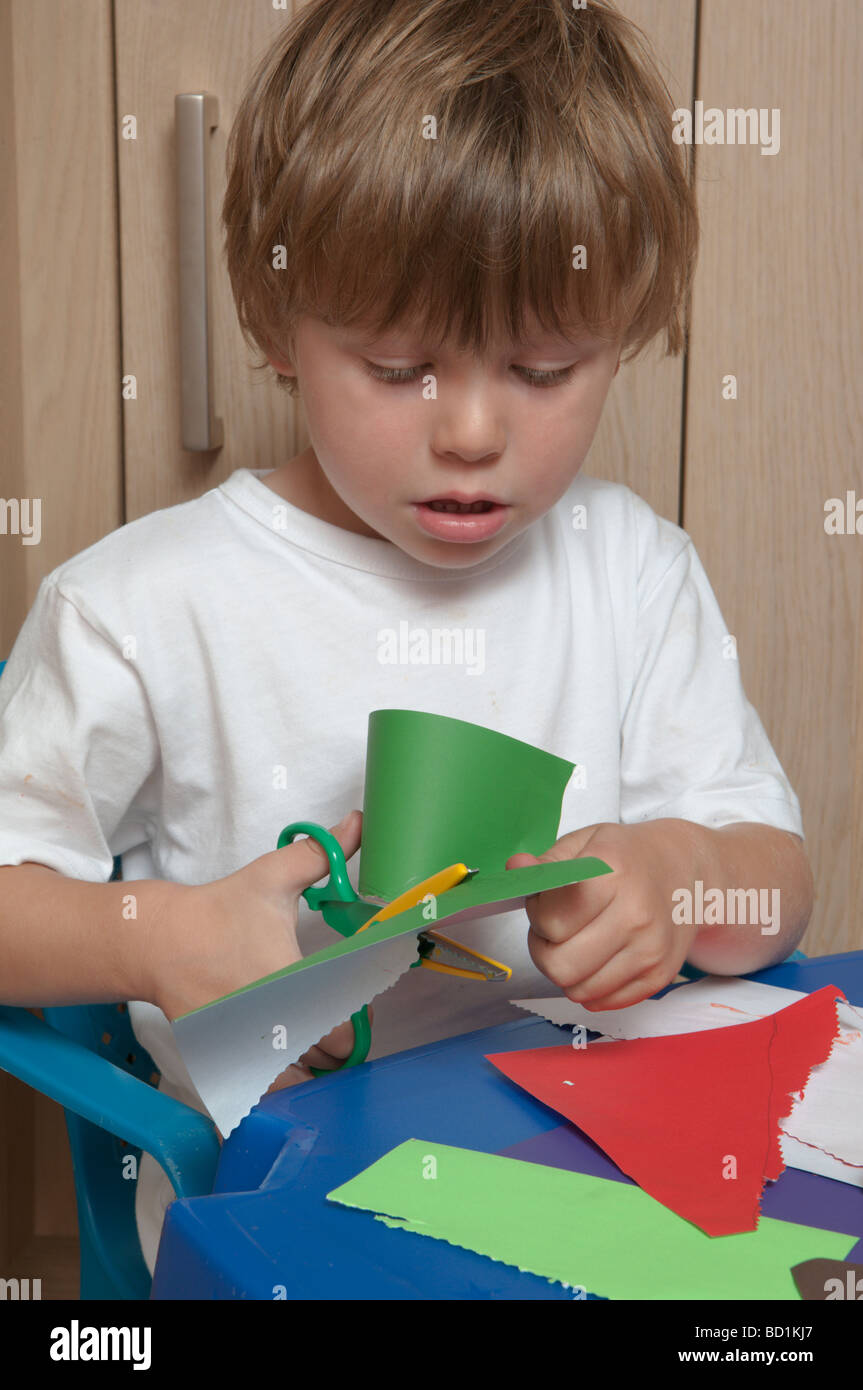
[266,352,299,389]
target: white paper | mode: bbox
[512,978,863,1188]
[173,932,420,1140]
[173,891,541,1139]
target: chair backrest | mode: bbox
[1,654,156,1297]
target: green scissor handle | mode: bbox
[277,820,370,1075]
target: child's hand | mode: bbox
[507,820,703,1010]
[264,1005,375,1093]
[145,810,368,1081]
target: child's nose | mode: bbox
[429,405,506,466]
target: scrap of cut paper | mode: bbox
[325,981,861,1298]
[510,976,863,1188]
[486,986,844,1236]
[327,1138,858,1301]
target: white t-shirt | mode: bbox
[0,467,804,1274]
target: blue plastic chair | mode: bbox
[0,657,220,1299]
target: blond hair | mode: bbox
[222,0,698,394]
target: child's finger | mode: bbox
[314,1017,357,1057]
[301,1010,371,1069]
[558,940,671,1009]
[274,809,363,895]
[265,1061,315,1094]
[524,872,612,943]
[297,1042,342,1070]
[528,904,630,984]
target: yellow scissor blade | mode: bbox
[354,863,475,934]
[419,930,511,982]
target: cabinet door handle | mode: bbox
[175,92,223,452]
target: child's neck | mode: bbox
[262,448,387,541]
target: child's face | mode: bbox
[269,311,621,568]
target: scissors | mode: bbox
[277,820,510,1075]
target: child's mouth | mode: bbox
[426,499,495,513]
[412,498,511,542]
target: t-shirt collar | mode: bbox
[218,467,533,581]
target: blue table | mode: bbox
[151,951,863,1299]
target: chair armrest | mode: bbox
[0,1007,219,1199]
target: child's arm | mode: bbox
[0,861,178,1005]
[0,810,364,1078]
[673,820,812,976]
[507,817,813,1011]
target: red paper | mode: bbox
[487,984,844,1236]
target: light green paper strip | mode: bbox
[326,1140,858,1301]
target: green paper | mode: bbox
[175,857,610,1018]
[359,710,576,900]
[172,857,610,1138]
[326,1140,858,1301]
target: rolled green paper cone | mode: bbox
[358,709,577,900]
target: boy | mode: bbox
[0,0,811,1280]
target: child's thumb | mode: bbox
[283,810,362,889]
[506,850,541,870]
[329,808,361,838]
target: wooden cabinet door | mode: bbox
[0,0,311,1295]
[684,1,863,954]
[585,0,696,524]
[115,0,301,518]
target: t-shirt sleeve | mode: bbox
[0,577,159,880]
[619,533,805,837]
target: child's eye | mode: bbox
[363,363,423,384]
[363,362,579,387]
[514,364,579,388]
